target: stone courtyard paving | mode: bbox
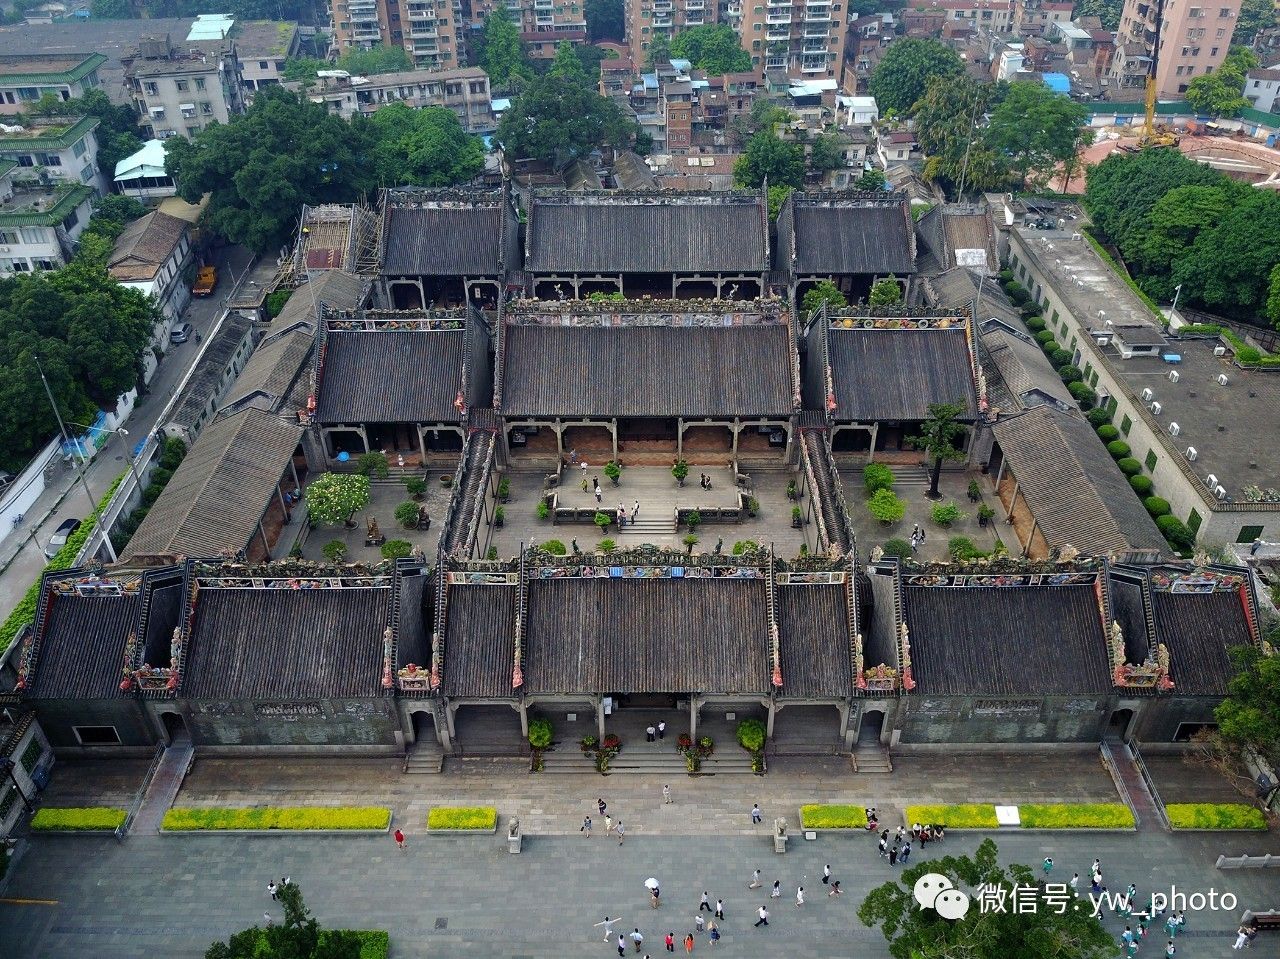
[3,756,1278,958]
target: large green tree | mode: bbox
[496,72,633,167]
[912,75,1010,193]
[868,38,964,116]
[1071,0,1123,28]
[369,103,484,187]
[205,883,361,959]
[585,0,625,41]
[165,88,377,252]
[1267,264,1280,330]
[484,8,533,92]
[910,401,969,499]
[82,194,148,244]
[859,838,1117,959]
[808,133,846,173]
[1185,47,1258,118]
[1234,0,1279,44]
[1216,643,1280,758]
[985,81,1091,189]
[670,24,751,75]
[645,33,673,69]
[1170,187,1280,313]
[733,132,804,189]
[285,46,415,83]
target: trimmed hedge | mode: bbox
[1157,514,1195,550]
[254,931,387,959]
[1144,496,1171,517]
[1166,803,1267,830]
[904,804,999,829]
[1025,317,1047,333]
[1106,440,1131,459]
[1096,425,1120,442]
[1049,348,1073,368]
[1128,475,1154,495]
[863,462,895,494]
[1086,407,1113,428]
[1067,382,1096,408]
[1019,804,1135,829]
[30,807,127,831]
[162,807,391,831]
[1034,330,1056,345]
[427,806,498,830]
[1057,364,1083,383]
[1116,457,1143,476]
[800,804,869,829]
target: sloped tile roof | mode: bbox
[107,211,188,281]
[980,324,1076,411]
[790,200,915,275]
[775,583,853,698]
[441,582,516,698]
[314,329,465,423]
[827,326,978,421]
[1152,590,1251,696]
[382,205,505,276]
[29,591,139,699]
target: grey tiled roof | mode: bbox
[980,324,1075,412]
[29,592,139,699]
[783,196,915,276]
[775,583,853,698]
[827,327,978,421]
[1153,590,1250,696]
[314,329,465,423]
[441,582,516,698]
[382,205,505,276]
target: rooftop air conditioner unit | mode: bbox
[1095,335,1110,347]
[1217,373,1229,386]
[1206,473,1219,488]
[1150,401,1162,415]
[1213,345,1226,356]
[1185,446,1197,461]
[1141,388,1154,402]
[1215,485,1228,500]
[1120,349,1133,359]
[1169,422,1180,436]
[1168,370,1180,382]
[1105,319,1114,329]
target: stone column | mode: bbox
[610,422,618,461]
[517,701,529,739]
[766,699,777,738]
[677,419,684,459]
[689,696,699,740]
[596,697,607,739]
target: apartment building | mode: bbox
[0,53,106,116]
[310,66,494,129]
[0,115,106,195]
[726,0,846,81]
[237,20,304,92]
[0,161,94,275]
[1113,0,1241,97]
[469,0,587,60]
[626,0,711,70]
[331,0,465,70]
[122,36,245,141]
[1013,0,1073,36]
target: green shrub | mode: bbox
[881,538,912,559]
[1025,316,1047,332]
[404,476,427,497]
[485,546,498,560]
[355,451,389,478]
[948,535,984,560]
[1049,348,1073,367]
[1116,457,1143,476]
[536,500,550,520]
[381,539,412,559]
[1166,803,1266,830]
[162,807,391,830]
[603,460,621,482]
[265,288,292,318]
[731,540,760,555]
[1157,514,1195,549]
[862,462,895,494]
[1068,381,1096,408]
[1086,407,1113,428]
[540,538,567,555]
[346,931,390,959]
[1020,303,1041,320]
[598,538,617,553]
[685,509,701,530]
[998,269,1014,284]
[159,436,187,470]
[868,488,905,523]
[931,501,964,527]
[1034,330,1056,345]
[1238,346,1263,363]
[527,717,553,749]
[497,476,510,498]
[322,540,347,562]
[395,501,420,528]
[427,806,498,830]
[142,483,164,506]
[1096,425,1120,442]
[30,807,127,831]
[594,511,612,531]
[904,804,999,829]
[736,718,766,751]
[149,466,173,487]
[1128,475,1154,495]
[800,804,869,829]
[1057,364,1083,383]
[1006,283,1030,306]
[1019,804,1135,829]
[1106,440,1131,459]
[1144,496,1171,517]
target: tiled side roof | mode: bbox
[315,330,465,423]
[989,407,1167,555]
[522,577,770,694]
[828,327,978,421]
[108,211,188,280]
[526,195,768,274]
[980,325,1075,411]
[183,586,388,698]
[382,206,504,276]
[1153,591,1250,696]
[906,584,1112,695]
[502,324,794,417]
[441,583,516,697]
[272,271,370,329]
[169,313,256,429]
[29,592,139,699]
[775,584,853,698]
[792,202,915,275]
[220,328,313,414]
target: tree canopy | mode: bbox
[985,81,1091,188]
[585,0,625,41]
[809,133,846,173]
[91,0,314,21]
[733,132,804,189]
[82,194,148,245]
[284,45,413,82]
[205,883,362,959]
[859,838,1116,959]
[1234,0,1279,43]
[484,8,534,91]
[913,75,1011,193]
[1071,0,1123,28]
[1216,643,1280,758]
[669,24,751,75]
[496,71,633,167]
[1185,47,1258,118]
[868,38,964,115]
[166,88,378,252]
[368,103,484,186]
[802,280,847,315]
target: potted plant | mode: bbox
[677,733,693,750]
[598,538,617,553]
[786,480,798,501]
[536,500,550,520]
[746,496,759,518]
[494,505,505,528]
[405,476,427,500]
[685,509,701,533]
[486,546,499,559]
[321,540,347,562]
[967,479,981,503]
[603,460,622,486]
[580,734,598,752]
[931,501,964,528]
[867,488,905,526]
[527,717,553,750]
[440,473,453,488]
[791,505,802,528]
[594,510,611,533]
[683,533,699,554]
[672,458,689,487]
[395,501,420,529]
[977,504,995,527]
[497,476,510,502]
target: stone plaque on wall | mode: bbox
[254,702,323,719]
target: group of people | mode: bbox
[865,808,946,867]
[581,798,627,844]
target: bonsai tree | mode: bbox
[494,505,506,527]
[863,463,894,494]
[404,476,427,500]
[528,717,553,749]
[540,538,568,555]
[672,458,690,486]
[395,501,420,528]
[791,505,803,527]
[867,488,905,525]
[598,538,617,553]
[594,510,612,533]
[321,540,347,562]
[880,537,912,559]
[801,279,847,316]
[977,503,995,526]
[356,451,389,478]
[306,473,371,527]
[869,276,902,306]
[909,401,968,499]
[381,539,412,559]
[536,500,551,520]
[683,533,699,554]
[497,476,510,501]
[931,501,964,527]
[603,460,622,485]
[686,509,701,533]
[746,496,760,517]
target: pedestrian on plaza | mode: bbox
[685,933,696,953]
[1091,875,1103,895]
[749,869,762,889]
[582,476,589,493]
[708,924,720,946]
[754,906,770,927]
[634,500,640,522]
[828,880,842,897]
[663,784,673,804]
[1122,926,1134,946]
[631,928,645,953]
[1091,859,1101,876]
[889,845,899,866]
[617,820,626,845]
[1165,940,1176,957]
[647,725,657,743]
[267,880,278,901]
[665,932,675,952]
[1069,873,1080,895]
[570,449,578,466]
[694,915,705,933]
[658,721,666,741]
[1043,857,1054,874]
[822,864,831,885]
[894,825,905,843]
[751,803,762,824]
[582,461,590,477]
[879,831,889,858]
[599,798,608,816]
[595,917,621,942]
[394,828,405,849]
[1139,914,1152,939]
[1165,914,1179,937]
[595,485,603,504]
[617,934,627,957]
[714,899,724,920]
[771,880,781,898]
[281,876,290,888]
[605,814,614,835]
[619,503,627,526]
[796,886,805,908]
[1174,911,1186,935]
[1126,883,1138,901]
[900,843,911,864]
[699,892,711,912]
[705,474,712,490]
[582,815,593,837]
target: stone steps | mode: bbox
[403,748,444,775]
[852,744,894,774]
[540,747,758,775]
[887,465,930,489]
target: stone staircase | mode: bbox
[887,464,931,493]
[541,745,757,775]
[625,513,677,536]
[852,742,894,774]
[403,743,445,775]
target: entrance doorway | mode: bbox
[1107,708,1134,741]
[858,709,885,745]
[411,710,437,747]
[161,711,189,744]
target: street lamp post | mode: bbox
[1171,283,1183,317]
[0,758,33,815]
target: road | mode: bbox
[0,243,255,630]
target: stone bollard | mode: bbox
[507,817,522,854]
[773,817,788,854]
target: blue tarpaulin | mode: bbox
[1042,73,1071,94]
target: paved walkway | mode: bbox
[130,741,194,836]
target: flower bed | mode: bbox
[427,806,498,831]
[30,807,127,831]
[162,807,391,831]
[1018,804,1135,829]
[904,804,999,829]
[800,804,868,829]
[1165,803,1267,830]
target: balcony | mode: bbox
[410,26,439,37]
[767,12,791,22]
[803,22,828,36]
[534,0,553,7]
[804,9,829,21]
[653,14,673,26]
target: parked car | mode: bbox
[170,322,193,344]
[44,517,81,559]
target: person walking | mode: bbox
[581,461,590,478]
[1043,857,1054,874]
[605,814,614,836]
[618,503,627,526]
[582,815,593,837]
[828,880,842,897]
[1233,926,1250,950]
[631,928,645,953]
[749,869,762,889]
[617,820,626,845]
[878,831,889,858]
[822,864,831,886]
[708,924,720,946]
[889,845,899,866]
[267,880,278,901]
[663,784,672,805]
[751,803,762,825]
[595,485,603,504]
[647,725,657,743]
[771,880,781,898]
[1091,859,1101,877]
[595,917,622,942]
[569,449,578,466]
[665,932,675,953]
[796,886,805,908]
[599,798,608,816]
[699,892,711,913]
[582,475,589,493]
[657,721,666,741]
[900,843,911,864]
[754,906,770,927]
[714,899,724,921]
[684,933,695,953]
[1069,873,1080,895]
[694,915,704,933]
[394,828,405,849]
[1165,940,1176,957]
[617,934,627,957]
[634,500,640,522]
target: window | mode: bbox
[1236,525,1264,543]
[1187,509,1203,533]
[19,226,43,244]
[1219,5,1231,14]
[1211,46,1218,55]
[73,725,121,745]
[16,154,33,167]
[201,101,213,114]
[259,60,269,69]
[71,137,86,158]
[1051,308,1059,324]
[175,79,189,91]
[186,125,201,137]
[1089,370,1099,387]
[195,78,207,91]
[144,82,159,96]
[34,258,56,270]
[79,165,94,183]
[0,231,16,244]
[1216,27,1226,37]
[1188,5,1203,15]
[1120,413,1132,435]
[37,153,61,166]
[8,260,29,272]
